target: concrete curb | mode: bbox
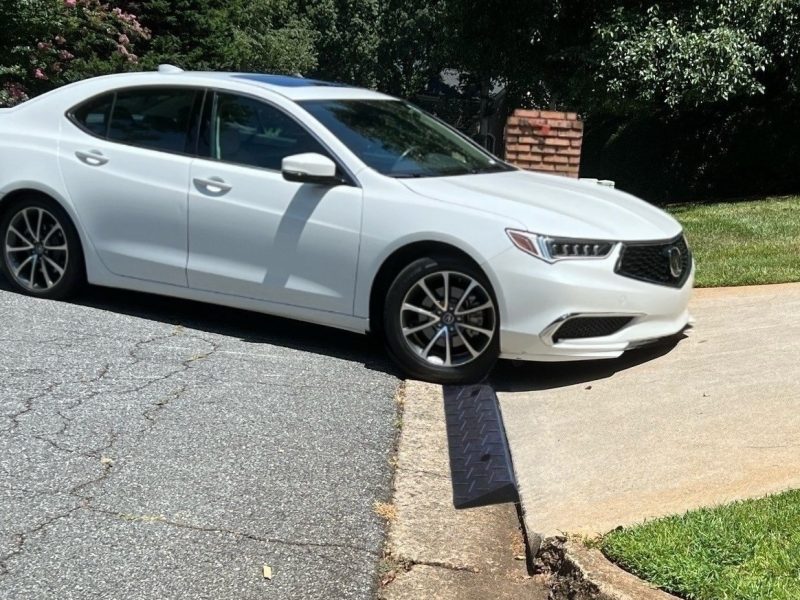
[379,380,549,599]
[382,380,680,599]
[537,538,681,600]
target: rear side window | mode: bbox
[108,88,199,154]
[72,94,114,137]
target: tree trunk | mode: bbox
[479,78,490,150]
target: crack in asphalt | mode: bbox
[85,507,379,571]
[9,332,220,450]
[91,507,376,555]
[3,381,63,433]
[0,330,224,577]
[0,427,120,577]
[0,505,84,577]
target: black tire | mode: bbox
[383,255,500,384]
[0,195,85,300]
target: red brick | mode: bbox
[572,120,584,130]
[568,156,581,165]
[570,139,582,147]
[562,147,582,156]
[544,154,570,164]
[565,112,579,120]
[516,154,545,164]
[557,129,583,139]
[513,109,541,119]
[539,110,567,119]
[544,137,571,147]
[555,165,580,175]
[524,124,552,137]
[520,118,549,128]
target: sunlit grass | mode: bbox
[601,490,800,600]
[668,196,800,287]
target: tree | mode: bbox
[374,0,444,97]
[300,0,381,86]
[591,0,800,112]
[123,0,317,74]
[434,0,544,144]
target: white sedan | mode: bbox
[0,67,693,383]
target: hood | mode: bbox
[399,170,682,241]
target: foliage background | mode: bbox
[2,0,800,203]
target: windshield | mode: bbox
[298,99,513,178]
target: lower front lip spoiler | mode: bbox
[625,323,694,351]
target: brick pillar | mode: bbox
[504,109,583,177]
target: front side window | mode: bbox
[107,88,199,154]
[201,92,327,171]
[299,99,513,178]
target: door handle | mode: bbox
[75,149,109,166]
[193,176,233,196]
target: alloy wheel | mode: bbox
[4,206,69,292]
[400,270,496,367]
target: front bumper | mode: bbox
[486,244,694,362]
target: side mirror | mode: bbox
[282,153,343,185]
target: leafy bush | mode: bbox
[0,0,149,106]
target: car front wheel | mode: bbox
[383,256,500,384]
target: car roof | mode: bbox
[86,69,395,102]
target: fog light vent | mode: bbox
[553,316,633,343]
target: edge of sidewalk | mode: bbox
[378,380,681,600]
[377,380,550,600]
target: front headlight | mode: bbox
[506,229,616,263]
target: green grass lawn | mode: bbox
[668,196,800,287]
[601,490,800,600]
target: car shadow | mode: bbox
[0,277,399,379]
[489,333,689,392]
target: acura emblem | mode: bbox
[667,246,683,278]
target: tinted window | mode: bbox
[205,93,327,170]
[72,94,114,137]
[300,99,512,178]
[108,88,198,153]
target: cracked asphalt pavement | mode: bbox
[0,279,400,599]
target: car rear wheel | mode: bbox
[1,197,84,299]
[384,255,500,383]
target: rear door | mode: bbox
[58,86,202,286]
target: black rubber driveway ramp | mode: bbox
[443,384,518,509]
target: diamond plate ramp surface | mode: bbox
[443,384,518,509]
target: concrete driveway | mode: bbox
[495,283,800,540]
[0,281,398,599]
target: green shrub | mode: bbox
[0,0,149,106]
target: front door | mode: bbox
[186,91,362,314]
[58,86,201,286]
